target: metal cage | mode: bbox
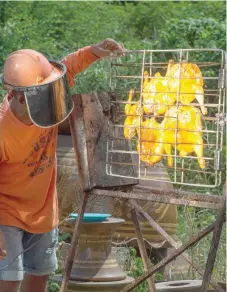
[106,49,226,188]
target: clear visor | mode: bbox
[3,61,73,128]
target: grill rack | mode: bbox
[106,49,226,188]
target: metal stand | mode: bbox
[59,91,226,292]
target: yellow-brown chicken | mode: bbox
[162,106,205,169]
[142,71,176,116]
[124,89,141,140]
[136,118,165,165]
[166,60,207,115]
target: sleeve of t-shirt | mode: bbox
[0,145,4,164]
[62,46,100,88]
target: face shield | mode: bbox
[2,61,73,128]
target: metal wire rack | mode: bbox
[106,49,226,188]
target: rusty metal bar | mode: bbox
[60,191,89,292]
[130,199,225,292]
[68,96,92,190]
[201,186,226,292]
[130,204,156,292]
[111,62,221,68]
[120,221,216,292]
[91,188,223,210]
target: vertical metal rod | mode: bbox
[174,50,183,183]
[60,192,89,292]
[138,50,146,180]
[130,201,156,292]
[201,185,226,292]
[149,51,153,76]
[130,199,225,292]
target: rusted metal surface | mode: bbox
[68,93,138,191]
[130,206,156,292]
[130,200,179,248]
[120,221,217,292]
[201,185,226,292]
[60,192,89,292]
[130,199,225,292]
[69,96,91,190]
[91,187,223,210]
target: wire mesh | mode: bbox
[106,49,226,188]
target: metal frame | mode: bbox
[60,186,226,292]
[106,48,226,188]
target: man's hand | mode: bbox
[91,38,125,58]
[0,230,6,260]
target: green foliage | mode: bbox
[177,206,226,282]
[47,281,60,292]
[0,0,225,101]
[125,247,164,292]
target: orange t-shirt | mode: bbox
[0,46,99,233]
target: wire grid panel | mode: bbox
[106,49,226,188]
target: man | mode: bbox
[0,38,124,292]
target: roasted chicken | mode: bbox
[123,59,206,170]
[142,71,176,116]
[136,118,165,165]
[166,60,207,115]
[162,106,205,169]
[124,89,141,140]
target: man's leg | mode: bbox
[0,226,24,292]
[0,280,21,292]
[21,228,58,292]
[20,274,49,292]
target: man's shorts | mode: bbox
[0,225,58,281]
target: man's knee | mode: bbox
[0,280,21,292]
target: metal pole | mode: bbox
[60,192,89,292]
[201,185,226,292]
[130,203,156,292]
[91,188,223,210]
[120,221,216,292]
